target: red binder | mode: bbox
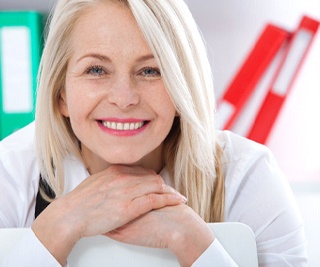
[247,16,319,144]
[216,24,290,130]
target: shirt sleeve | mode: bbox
[1,228,62,267]
[192,239,238,266]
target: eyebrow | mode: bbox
[77,53,111,63]
[76,53,156,63]
[135,54,155,63]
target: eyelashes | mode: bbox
[140,67,161,77]
[85,65,106,76]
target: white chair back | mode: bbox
[0,222,258,266]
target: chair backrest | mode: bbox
[0,222,258,266]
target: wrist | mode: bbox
[168,221,214,267]
[32,199,81,265]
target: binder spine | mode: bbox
[0,11,43,139]
[216,24,289,130]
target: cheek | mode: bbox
[154,96,177,137]
[59,92,84,127]
[66,96,87,124]
[159,93,177,121]
[63,80,89,118]
[147,84,176,117]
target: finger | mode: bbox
[75,166,158,196]
[130,193,187,217]
[126,176,186,202]
[161,184,181,195]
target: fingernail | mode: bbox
[182,196,188,203]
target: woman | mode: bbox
[0,0,307,266]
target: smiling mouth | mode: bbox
[100,121,147,131]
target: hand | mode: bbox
[32,165,185,265]
[106,204,215,267]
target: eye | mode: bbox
[86,65,106,76]
[140,67,161,78]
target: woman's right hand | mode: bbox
[31,165,185,265]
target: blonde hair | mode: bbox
[35,0,225,222]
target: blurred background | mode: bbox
[1,0,320,265]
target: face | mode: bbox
[59,1,177,174]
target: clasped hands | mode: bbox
[32,165,214,267]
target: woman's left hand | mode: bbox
[105,204,215,267]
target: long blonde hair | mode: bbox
[35,0,225,222]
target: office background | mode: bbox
[1,0,320,265]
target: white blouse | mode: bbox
[0,123,307,266]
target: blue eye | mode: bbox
[141,67,161,77]
[86,65,105,76]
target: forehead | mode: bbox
[69,1,151,56]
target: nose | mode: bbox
[107,76,140,110]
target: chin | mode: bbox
[105,154,144,166]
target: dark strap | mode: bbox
[35,175,56,218]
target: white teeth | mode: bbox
[116,123,123,130]
[102,121,144,130]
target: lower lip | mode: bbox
[97,121,149,136]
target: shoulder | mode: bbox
[216,130,295,221]
[216,130,281,182]
[0,122,36,153]
[216,130,272,165]
[216,130,285,198]
[0,122,37,170]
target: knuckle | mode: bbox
[147,168,157,175]
[116,172,130,181]
[155,175,164,190]
[146,194,158,206]
[107,165,121,173]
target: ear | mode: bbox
[59,90,70,117]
